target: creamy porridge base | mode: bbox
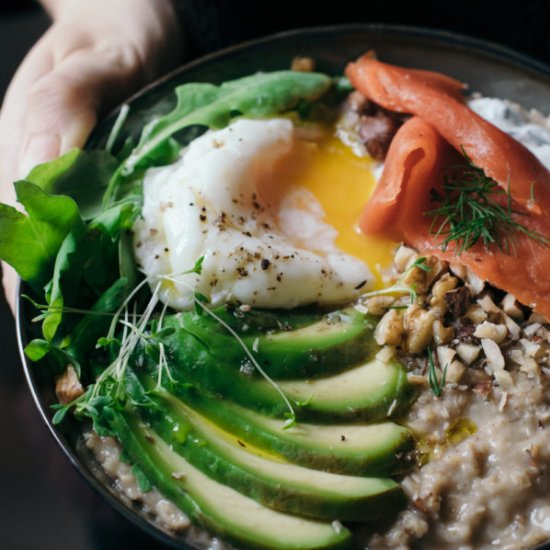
[369,371,550,549]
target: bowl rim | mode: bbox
[16,22,550,550]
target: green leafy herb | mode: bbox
[426,154,550,255]
[25,148,118,220]
[0,181,82,290]
[103,71,332,207]
[51,403,72,425]
[427,347,447,398]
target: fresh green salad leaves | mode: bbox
[0,181,82,291]
[26,148,118,220]
[103,70,332,206]
[0,68,335,431]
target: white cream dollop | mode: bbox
[133,118,372,310]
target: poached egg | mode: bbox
[133,118,395,310]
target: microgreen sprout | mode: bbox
[105,103,130,155]
[409,256,431,272]
[160,259,298,429]
[360,256,429,307]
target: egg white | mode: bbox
[133,118,373,310]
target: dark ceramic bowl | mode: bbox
[17,24,550,550]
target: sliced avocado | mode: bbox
[170,306,378,379]
[276,358,413,420]
[107,409,352,550]
[146,327,413,421]
[144,391,406,520]
[164,383,413,476]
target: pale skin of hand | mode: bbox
[0,0,184,314]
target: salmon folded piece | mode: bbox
[347,56,550,318]
[346,53,550,215]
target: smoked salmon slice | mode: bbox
[346,54,550,318]
[346,53,550,215]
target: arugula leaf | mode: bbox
[43,229,84,341]
[66,278,129,363]
[42,202,139,341]
[24,338,82,376]
[26,148,118,220]
[103,71,332,206]
[0,181,82,290]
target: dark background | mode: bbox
[2,1,550,549]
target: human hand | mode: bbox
[0,0,184,314]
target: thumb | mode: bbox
[17,74,96,178]
[17,45,145,179]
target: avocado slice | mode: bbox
[170,306,378,379]
[107,409,352,550]
[147,327,413,421]
[144,390,406,520]
[165,383,413,476]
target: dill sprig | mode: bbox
[426,153,550,255]
[427,347,447,398]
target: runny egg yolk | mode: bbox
[263,132,397,288]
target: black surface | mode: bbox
[3,6,550,550]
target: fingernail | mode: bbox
[18,132,61,179]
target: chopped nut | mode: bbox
[444,286,470,318]
[504,314,521,340]
[433,319,454,345]
[465,304,488,324]
[501,293,523,320]
[430,274,458,315]
[473,321,508,344]
[393,245,417,273]
[509,349,525,364]
[524,323,542,338]
[481,338,506,371]
[477,295,501,314]
[520,337,541,357]
[465,269,485,295]
[454,319,477,343]
[456,343,481,365]
[402,256,447,295]
[374,309,404,346]
[446,360,466,384]
[364,295,395,315]
[291,56,315,72]
[449,262,467,280]
[55,365,84,405]
[404,305,435,354]
[436,346,456,368]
